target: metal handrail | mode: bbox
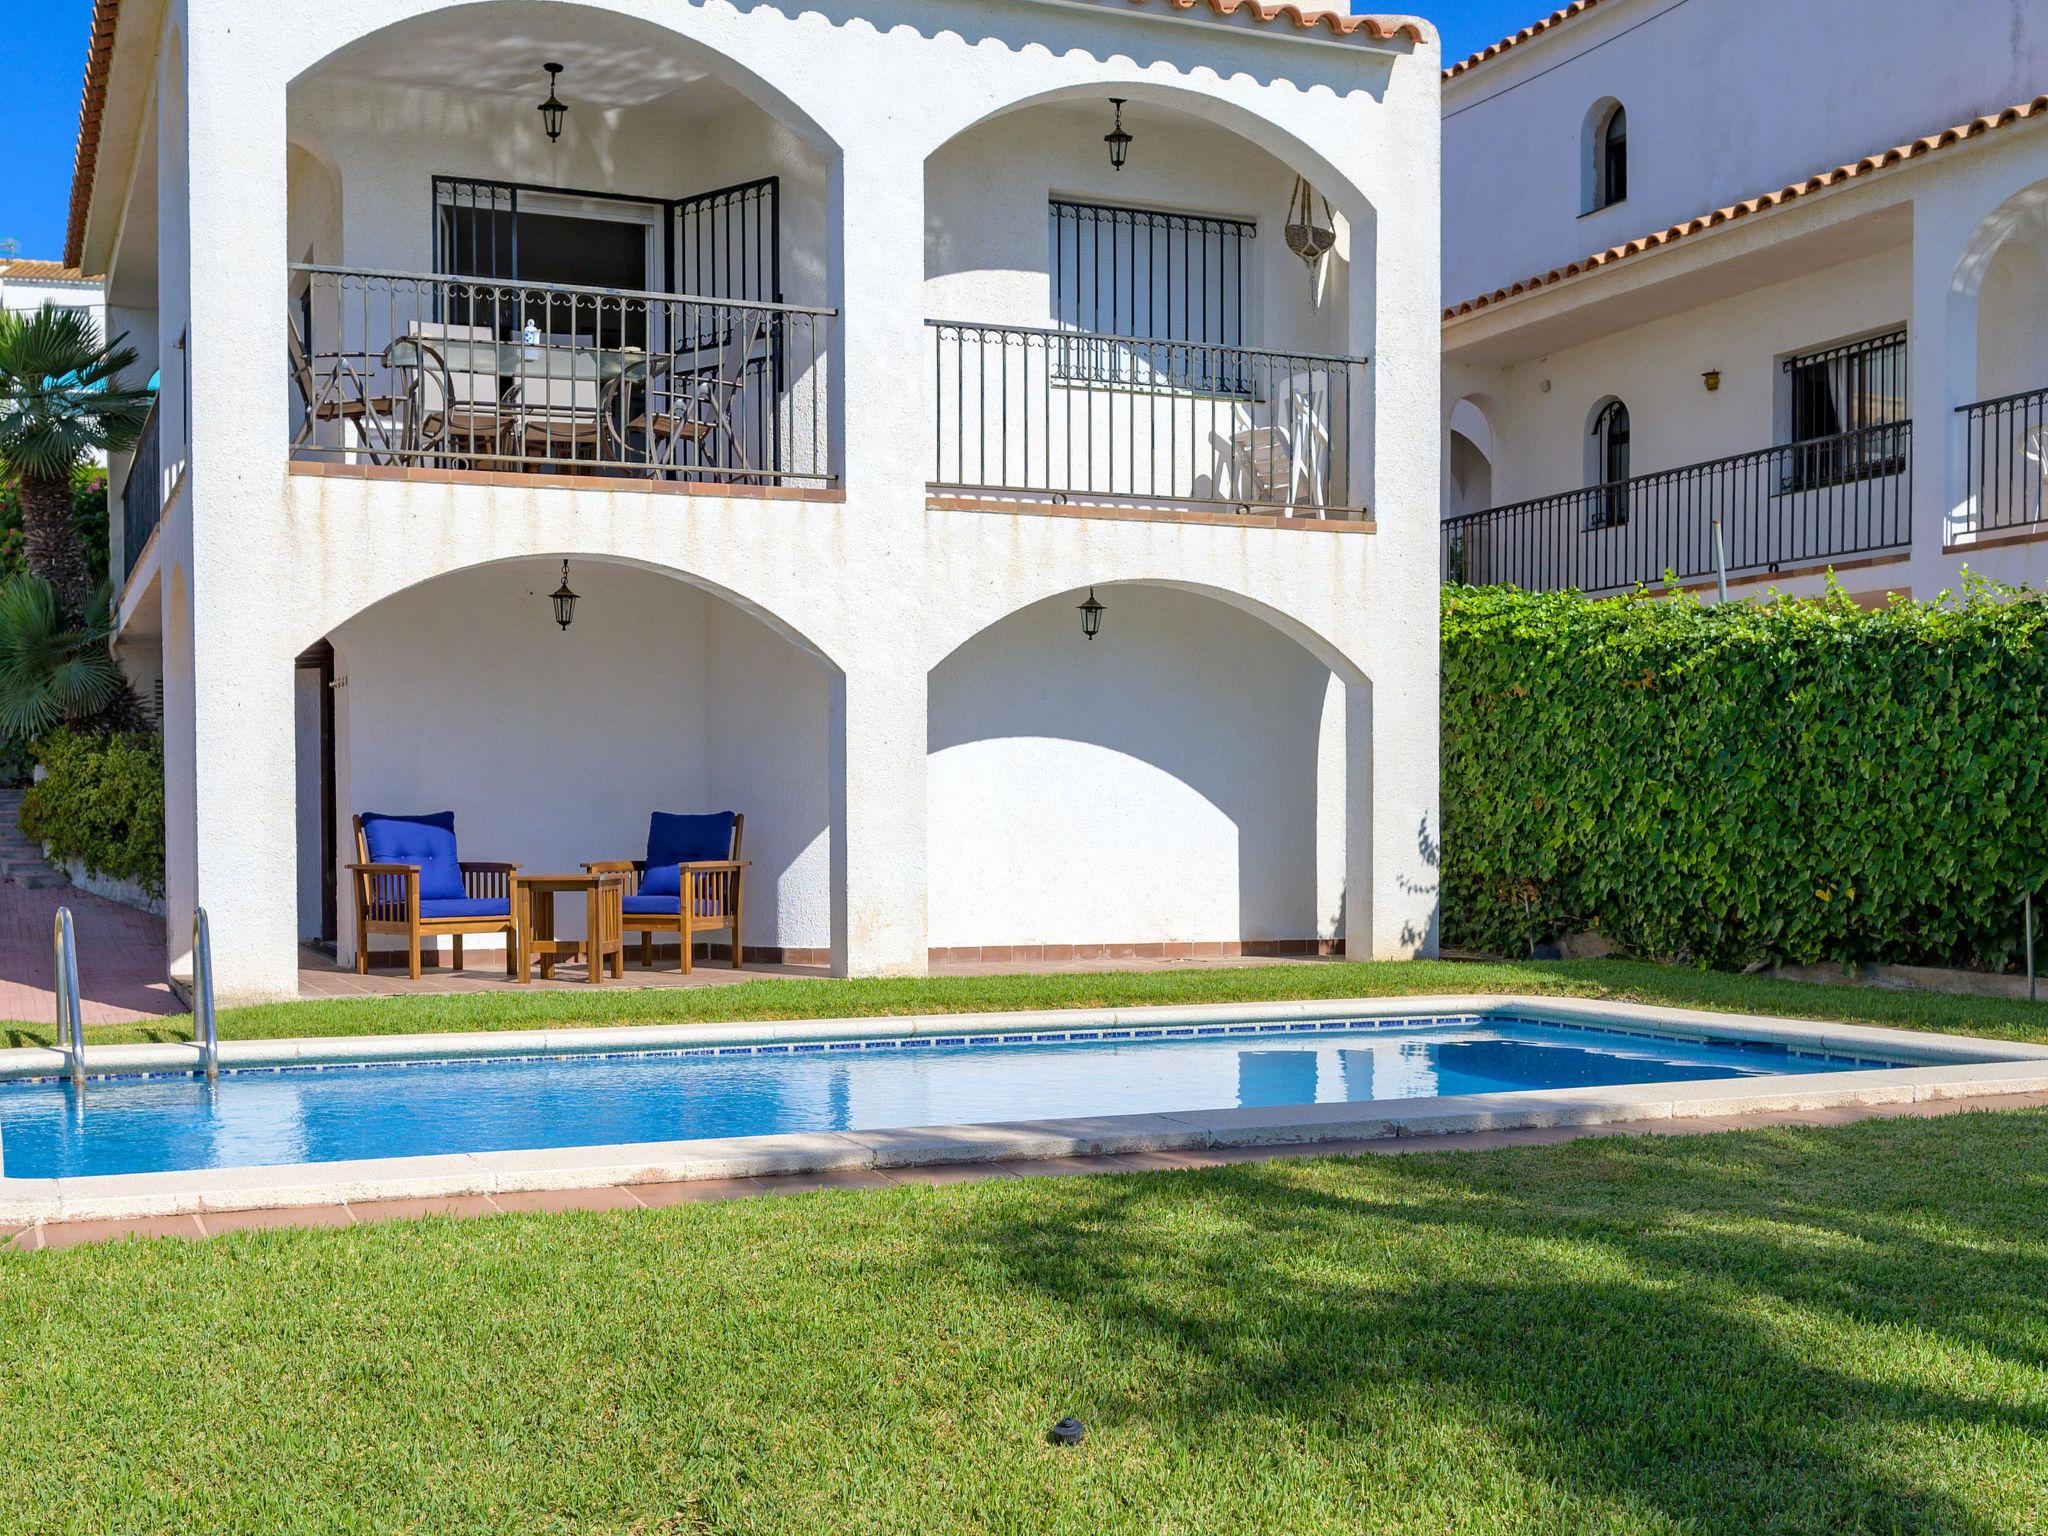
[52,908,83,1090]
[927,317,1366,369]
[287,263,837,317]
[192,908,219,1082]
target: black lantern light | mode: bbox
[1104,98,1132,172]
[550,560,579,630]
[538,62,568,143]
[1078,587,1105,641]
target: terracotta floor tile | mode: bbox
[488,1185,646,1214]
[199,1204,358,1235]
[1005,1154,1151,1179]
[37,1214,205,1249]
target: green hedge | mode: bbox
[1442,580,2048,970]
[19,728,165,900]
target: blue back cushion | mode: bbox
[641,811,735,896]
[361,812,465,901]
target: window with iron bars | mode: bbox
[1049,199,1255,393]
[1782,329,1908,491]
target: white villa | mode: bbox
[1441,0,2048,603]
[69,0,1443,1003]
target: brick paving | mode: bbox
[10,1090,2047,1251]
[0,879,180,1029]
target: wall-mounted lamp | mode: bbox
[1702,369,1722,392]
[1104,99,1133,172]
[550,560,579,630]
[1078,587,1105,640]
[538,62,568,143]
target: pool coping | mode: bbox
[5,994,2046,1224]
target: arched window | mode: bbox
[1588,399,1631,527]
[1584,101,1628,212]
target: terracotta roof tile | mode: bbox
[1445,0,1611,80]
[1443,94,2048,321]
[0,260,101,283]
[1120,1,1426,42]
[64,0,120,271]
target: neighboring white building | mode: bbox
[0,257,106,331]
[68,0,1444,1003]
[1441,0,2048,603]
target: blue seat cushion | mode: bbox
[622,893,681,917]
[622,893,725,919]
[361,811,465,901]
[418,896,510,921]
[640,811,736,897]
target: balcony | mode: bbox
[289,267,836,490]
[117,395,163,590]
[1441,421,1913,594]
[928,322,1369,520]
[1959,385,2048,538]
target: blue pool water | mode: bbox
[0,1017,1904,1180]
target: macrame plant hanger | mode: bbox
[1285,175,1337,309]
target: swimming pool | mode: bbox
[0,1014,1908,1180]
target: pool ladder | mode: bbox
[52,908,83,1090]
[192,908,220,1083]
[51,906,219,1092]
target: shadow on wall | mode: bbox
[927,585,1337,948]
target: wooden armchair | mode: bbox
[348,812,518,979]
[586,811,747,974]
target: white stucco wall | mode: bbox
[91,0,1442,1000]
[1467,244,1912,506]
[927,585,1339,949]
[325,558,831,957]
[1443,0,2046,305]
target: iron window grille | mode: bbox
[1782,329,1908,490]
[1049,199,1256,394]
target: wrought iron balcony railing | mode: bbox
[928,320,1368,517]
[289,265,836,487]
[1442,420,1913,594]
[1958,385,2048,537]
[116,396,162,590]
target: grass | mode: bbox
[10,956,2048,1053]
[5,1111,2047,1532]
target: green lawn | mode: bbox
[5,1111,2046,1532]
[11,957,2047,1052]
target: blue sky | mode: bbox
[0,0,1540,263]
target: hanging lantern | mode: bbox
[550,560,579,630]
[1103,99,1132,172]
[538,62,568,143]
[1285,176,1337,308]
[1078,588,1105,641]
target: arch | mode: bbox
[925,574,1367,689]
[284,1,840,167]
[294,550,845,677]
[927,581,1351,954]
[1448,398,1497,523]
[923,79,1376,231]
[1582,98,1627,213]
[1951,176,2048,403]
[313,552,837,966]
[1586,396,1631,528]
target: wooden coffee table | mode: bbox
[512,873,625,985]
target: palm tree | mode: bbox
[0,304,153,616]
[0,573,135,743]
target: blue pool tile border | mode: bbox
[0,1011,1907,1088]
